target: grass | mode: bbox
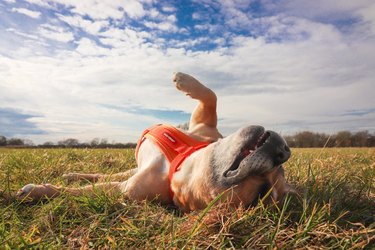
[0,147,374,249]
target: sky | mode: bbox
[0,0,374,144]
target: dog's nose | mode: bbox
[275,144,291,165]
[263,131,291,166]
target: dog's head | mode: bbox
[211,125,294,206]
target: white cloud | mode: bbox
[24,0,52,8]
[168,37,213,48]
[6,28,40,40]
[38,24,74,42]
[1,24,374,142]
[161,6,176,13]
[1,0,374,144]
[264,0,373,20]
[11,7,41,19]
[52,0,145,20]
[166,14,177,23]
[356,2,375,36]
[142,8,178,32]
[57,14,109,35]
[75,38,111,56]
[148,8,162,19]
[222,5,252,28]
[98,27,150,50]
[121,0,146,18]
[144,20,178,32]
[192,12,201,20]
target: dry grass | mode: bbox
[0,148,374,249]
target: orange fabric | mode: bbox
[135,124,210,198]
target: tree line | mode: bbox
[284,130,375,148]
[1,130,375,148]
[0,136,136,149]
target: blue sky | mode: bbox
[0,0,374,144]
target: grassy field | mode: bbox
[0,147,374,249]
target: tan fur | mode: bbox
[171,145,218,211]
[15,72,292,212]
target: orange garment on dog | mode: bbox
[135,124,210,198]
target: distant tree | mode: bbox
[294,131,316,147]
[284,135,296,148]
[7,138,24,146]
[43,141,55,146]
[79,142,90,148]
[315,133,332,147]
[369,132,375,147]
[0,135,6,146]
[99,139,108,146]
[126,143,137,148]
[58,138,80,147]
[23,139,35,147]
[335,131,352,147]
[39,141,56,148]
[271,130,375,148]
[90,138,100,147]
[3,130,374,149]
[177,122,189,130]
[323,134,335,147]
[352,131,370,147]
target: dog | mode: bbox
[15,72,293,212]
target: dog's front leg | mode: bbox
[63,182,123,197]
[16,182,123,201]
[62,173,102,183]
[62,168,138,183]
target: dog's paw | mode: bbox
[172,72,205,99]
[16,183,60,201]
[16,184,38,201]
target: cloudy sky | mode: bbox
[0,0,374,144]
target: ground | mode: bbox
[0,147,374,249]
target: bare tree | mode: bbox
[352,131,370,147]
[90,138,100,147]
[58,138,80,147]
[7,138,24,146]
[0,135,6,146]
[335,131,352,147]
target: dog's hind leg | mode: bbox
[173,72,222,141]
[62,168,137,183]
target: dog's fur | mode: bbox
[15,72,293,212]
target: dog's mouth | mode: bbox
[224,132,270,177]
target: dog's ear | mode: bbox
[284,184,298,196]
[277,167,298,197]
[263,166,298,203]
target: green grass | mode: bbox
[0,148,374,249]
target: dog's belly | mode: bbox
[133,138,212,209]
[121,139,172,204]
[136,139,169,173]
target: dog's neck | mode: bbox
[170,145,219,212]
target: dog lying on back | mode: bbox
[15,72,293,212]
